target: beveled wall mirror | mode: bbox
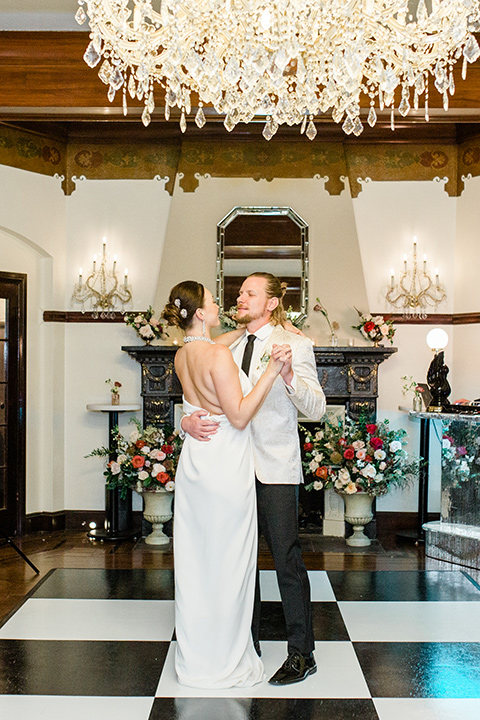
[216,206,309,321]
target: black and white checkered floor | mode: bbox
[1,568,480,719]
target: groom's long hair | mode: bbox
[248,272,287,326]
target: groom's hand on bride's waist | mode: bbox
[181,410,220,442]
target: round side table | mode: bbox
[86,403,142,541]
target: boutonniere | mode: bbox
[256,351,271,372]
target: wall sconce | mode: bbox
[426,328,450,412]
[71,238,133,318]
[386,239,447,318]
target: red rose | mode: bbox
[366,424,377,435]
[156,472,170,484]
[370,437,384,450]
[162,444,173,455]
[136,440,146,449]
[364,321,375,333]
[365,454,372,462]
[315,466,328,479]
[343,447,355,460]
[132,455,145,468]
[303,442,314,452]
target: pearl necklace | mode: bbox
[183,335,215,344]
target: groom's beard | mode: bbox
[234,302,270,326]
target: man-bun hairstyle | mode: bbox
[162,281,205,331]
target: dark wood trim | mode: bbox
[24,509,144,534]
[376,511,440,534]
[43,310,135,323]
[45,310,480,325]
[373,312,480,325]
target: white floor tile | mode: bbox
[0,695,154,720]
[339,601,480,642]
[0,598,175,641]
[155,641,370,699]
[374,698,480,720]
[260,570,335,602]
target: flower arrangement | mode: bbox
[106,379,122,395]
[401,375,424,402]
[300,414,418,497]
[313,298,340,344]
[442,419,480,489]
[89,419,183,499]
[124,306,164,343]
[219,306,239,331]
[352,309,395,345]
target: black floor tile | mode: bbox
[0,639,168,696]
[149,698,379,720]
[355,642,480,697]
[31,568,175,600]
[327,570,480,602]
[258,602,349,642]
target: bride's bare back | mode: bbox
[175,340,285,430]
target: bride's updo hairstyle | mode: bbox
[162,281,206,331]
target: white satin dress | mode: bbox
[174,373,264,689]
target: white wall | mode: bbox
[1,164,480,517]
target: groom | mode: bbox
[182,272,326,684]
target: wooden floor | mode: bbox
[2,525,468,626]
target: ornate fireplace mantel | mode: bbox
[122,344,397,427]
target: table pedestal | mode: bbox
[86,403,142,541]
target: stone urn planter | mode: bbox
[339,491,374,547]
[136,488,173,545]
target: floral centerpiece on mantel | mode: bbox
[300,415,418,497]
[89,419,182,499]
[124,306,165,344]
[352,309,395,346]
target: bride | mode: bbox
[162,280,290,689]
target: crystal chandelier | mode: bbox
[71,238,133,318]
[386,239,446,318]
[77,0,480,139]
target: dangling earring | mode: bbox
[202,319,206,338]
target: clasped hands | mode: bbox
[182,343,293,442]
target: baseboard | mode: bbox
[24,510,143,534]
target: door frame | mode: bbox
[0,271,27,536]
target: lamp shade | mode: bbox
[426,328,449,351]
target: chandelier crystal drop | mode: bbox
[78,0,480,139]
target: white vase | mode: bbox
[339,491,374,547]
[137,489,173,545]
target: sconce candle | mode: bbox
[124,269,128,289]
[78,268,83,286]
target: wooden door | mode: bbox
[0,272,26,536]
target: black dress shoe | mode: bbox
[268,652,317,685]
[253,641,262,657]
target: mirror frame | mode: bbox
[216,206,309,322]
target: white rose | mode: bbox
[379,461,387,470]
[338,467,350,482]
[108,461,121,475]
[309,460,319,472]
[344,481,358,494]
[361,463,376,478]
[442,438,451,449]
[352,440,365,450]
[313,480,324,490]
[129,429,140,442]
[389,440,402,453]
[314,454,323,462]
[165,481,175,492]
[356,449,366,460]
[141,446,151,454]
[315,430,324,441]
[374,449,386,460]
[151,463,165,477]
[138,470,149,481]
[117,454,128,464]
[139,324,154,338]
[380,324,389,336]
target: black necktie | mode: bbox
[241,334,256,376]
